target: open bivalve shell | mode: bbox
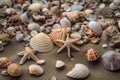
[66,64,89,79]
[30,32,54,52]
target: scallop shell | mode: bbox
[28,3,43,12]
[102,51,120,71]
[88,21,102,35]
[0,57,12,68]
[28,22,41,31]
[29,64,44,76]
[86,48,100,61]
[55,60,65,68]
[60,17,71,27]
[7,63,22,77]
[49,27,71,47]
[30,32,54,52]
[66,64,89,79]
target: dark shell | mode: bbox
[102,51,120,71]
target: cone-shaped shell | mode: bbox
[66,64,89,79]
[102,51,120,71]
[30,32,54,52]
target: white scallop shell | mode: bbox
[70,32,81,39]
[66,64,89,79]
[28,3,43,12]
[29,64,44,76]
[60,17,71,27]
[28,22,40,31]
[88,21,102,35]
[55,60,65,68]
[30,32,54,52]
[6,8,15,15]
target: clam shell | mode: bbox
[60,17,71,27]
[66,64,89,79]
[30,32,54,52]
[29,64,44,76]
[55,60,65,68]
[102,51,120,71]
[28,22,41,31]
[88,21,102,35]
[7,63,22,77]
[0,57,12,68]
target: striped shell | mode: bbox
[30,32,54,52]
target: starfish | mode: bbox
[17,47,45,65]
[56,34,80,58]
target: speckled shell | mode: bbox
[66,64,89,79]
[28,3,43,12]
[30,32,54,52]
[102,51,120,71]
[60,17,71,27]
[28,22,41,31]
[55,60,65,68]
[0,57,12,68]
[7,63,22,77]
[29,64,44,76]
[88,21,102,35]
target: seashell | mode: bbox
[86,14,97,21]
[88,21,102,35]
[46,19,55,25]
[29,64,44,76]
[86,48,100,61]
[60,17,71,27]
[39,26,45,32]
[70,32,81,39]
[70,5,83,11]
[30,32,54,52]
[5,8,15,15]
[45,26,52,34]
[28,3,43,12]
[50,6,59,16]
[109,3,118,10]
[72,23,81,31]
[66,64,89,79]
[63,5,71,12]
[55,60,65,68]
[102,51,120,71]
[7,63,22,77]
[101,31,108,40]
[84,9,93,16]
[15,33,24,42]
[0,57,12,68]
[42,8,50,14]
[52,24,61,29]
[118,20,120,28]
[83,27,93,35]
[28,22,41,31]
[7,27,16,32]
[49,27,71,47]
[89,37,100,44]
[0,19,7,25]
[99,3,105,9]
[0,45,4,52]
[113,0,120,6]
[32,13,45,21]
[102,44,108,48]
[3,0,12,7]
[30,30,38,37]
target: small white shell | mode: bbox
[66,64,89,79]
[88,21,102,35]
[6,8,15,15]
[60,17,71,27]
[55,60,65,68]
[99,3,105,9]
[70,32,81,39]
[28,22,41,31]
[29,64,44,76]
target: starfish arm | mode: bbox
[56,40,65,43]
[17,51,26,56]
[70,44,80,51]
[30,53,40,62]
[19,53,29,65]
[67,45,71,58]
[66,34,69,41]
[57,44,66,53]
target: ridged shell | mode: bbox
[30,32,54,52]
[0,57,12,68]
[28,22,40,31]
[60,17,71,27]
[88,21,102,35]
[66,64,89,79]
[7,63,22,77]
[29,64,44,76]
[102,51,120,71]
[55,60,65,68]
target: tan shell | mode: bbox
[49,27,71,47]
[0,57,12,68]
[30,32,54,52]
[7,63,22,77]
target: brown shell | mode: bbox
[86,48,100,61]
[49,27,71,47]
[0,57,12,68]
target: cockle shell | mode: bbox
[88,21,102,35]
[7,63,22,77]
[0,57,12,68]
[86,48,100,61]
[28,3,43,12]
[55,60,65,68]
[28,22,41,31]
[29,64,44,76]
[30,32,54,52]
[66,64,89,79]
[60,17,71,27]
[102,51,120,71]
